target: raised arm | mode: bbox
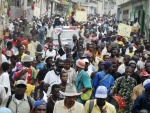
[58,32,62,48]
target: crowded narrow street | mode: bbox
[0,0,150,113]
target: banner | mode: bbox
[118,23,133,37]
[76,11,87,22]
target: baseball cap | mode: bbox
[95,86,107,98]
[30,100,46,113]
[16,80,27,86]
[143,79,150,89]
[140,71,149,77]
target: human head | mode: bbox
[140,71,149,83]
[103,54,110,61]
[123,55,131,66]
[104,61,113,73]
[72,34,77,42]
[22,55,33,68]
[55,58,64,72]
[95,86,107,107]
[15,80,27,96]
[1,62,9,72]
[98,60,105,71]
[18,45,24,55]
[83,58,89,71]
[10,55,17,66]
[76,59,85,71]
[125,66,133,77]
[64,58,72,70]
[143,79,150,94]
[129,45,133,53]
[6,41,13,50]
[45,56,53,67]
[31,100,46,113]
[48,43,53,51]
[145,62,150,74]
[129,61,137,72]
[36,54,42,62]
[60,71,68,83]
[51,84,60,99]
[60,84,82,105]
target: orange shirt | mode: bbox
[21,40,29,51]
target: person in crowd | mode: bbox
[53,83,84,113]
[43,58,63,95]
[15,45,26,61]
[132,79,150,113]
[59,71,69,100]
[84,86,116,113]
[145,61,150,74]
[83,58,93,77]
[21,55,37,85]
[131,71,149,102]
[2,41,14,56]
[92,61,114,96]
[35,54,44,70]
[46,84,60,113]
[91,60,105,79]
[111,66,137,113]
[0,62,11,97]
[75,59,92,104]
[0,88,11,113]
[30,100,46,113]
[117,55,131,74]
[128,61,141,84]
[36,56,53,83]
[1,80,35,113]
[42,42,57,61]
[38,22,47,47]
[62,58,76,83]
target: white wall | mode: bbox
[120,4,132,21]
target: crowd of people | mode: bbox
[0,13,150,113]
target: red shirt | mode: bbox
[17,37,24,42]
[27,68,32,84]
[2,48,14,55]
[11,40,17,47]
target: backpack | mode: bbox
[6,95,33,111]
[89,100,94,113]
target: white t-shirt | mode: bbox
[117,64,126,74]
[2,54,8,63]
[0,72,11,97]
[44,70,61,95]
[42,49,56,60]
[0,85,6,101]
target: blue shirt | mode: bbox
[36,62,45,70]
[75,70,92,103]
[92,70,114,96]
[132,91,150,113]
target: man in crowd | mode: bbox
[1,80,35,113]
[84,86,116,113]
[53,83,84,113]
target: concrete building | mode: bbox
[96,0,117,15]
[74,0,97,14]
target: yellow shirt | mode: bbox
[15,52,26,61]
[131,83,144,101]
[126,52,134,57]
[84,99,116,113]
[14,82,35,96]
[25,84,35,96]
[53,99,84,113]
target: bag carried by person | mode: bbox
[77,71,92,101]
